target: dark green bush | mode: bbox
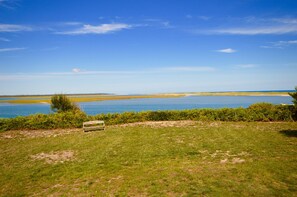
[0,102,294,131]
[247,103,293,121]
[288,87,297,120]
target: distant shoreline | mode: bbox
[0,90,293,97]
[0,90,292,104]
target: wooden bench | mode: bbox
[83,120,105,132]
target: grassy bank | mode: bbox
[0,103,294,131]
[0,121,296,196]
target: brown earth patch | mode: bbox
[113,120,197,128]
[0,128,81,139]
[31,150,75,164]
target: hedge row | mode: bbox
[0,103,295,131]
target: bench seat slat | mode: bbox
[83,120,105,132]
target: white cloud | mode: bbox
[0,24,32,32]
[216,48,237,53]
[72,68,82,73]
[0,37,10,42]
[56,23,131,35]
[0,47,25,52]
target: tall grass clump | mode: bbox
[51,94,80,113]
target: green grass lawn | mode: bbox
[1,121,296,196]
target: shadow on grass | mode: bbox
[279,130,297,137]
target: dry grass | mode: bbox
[31,150,75,164]
[0,94,183,104]
[113,120,197,128]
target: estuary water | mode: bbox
[0,96,292,118]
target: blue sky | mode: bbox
[0,0,296,95]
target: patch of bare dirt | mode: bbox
[197,150,250,164]
[231,157,245,164]
[31,150,75,164]
[0,128,81,139]
[113,120,197,128]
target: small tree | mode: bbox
[288,86,297,120]
[50,94,80,113]
[289,86,297,107]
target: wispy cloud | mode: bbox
[41,46,59,51]
[186,15,210,20]
[216,48,237,53]
[197,16,211,21]
[0,24,32,32]
[0,47,25,52]
[273,40,297,46]
[236,64,257,68]
[193,17,297,35]
[271,17,297,24]
[261,40,297,49]
[143,18,174,29]
[0,0,19,9]
[0,37,10,42]
[56,23,132,35]
[61,22,83,26]
[160,21,173,28]
[162,66,215,72]
[212,25,297,35]
[186,14,193,19]
[0,66,216,81]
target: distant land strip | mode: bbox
[0,91,293,104]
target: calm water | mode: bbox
[0,96,292,118]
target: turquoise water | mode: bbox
[0,96,293,118]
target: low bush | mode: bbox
[0,111,88,131]
[0,103,294,131]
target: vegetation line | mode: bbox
[0,91,292,104]
[0,103,295,131]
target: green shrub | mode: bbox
[247,103,293,121]
[289,87,297,120]
[0,102,294,131]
